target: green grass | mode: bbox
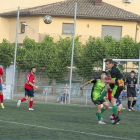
[0,100,139,140]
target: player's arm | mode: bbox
[80,79,96,90]
[29,81,38,89]
[135,84,139,95]
[80,81,90,90]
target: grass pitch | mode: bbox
[0,100,139,140]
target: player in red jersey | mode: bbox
[0,67,6,109]
[17,67,38,110]
[107,77,123,124]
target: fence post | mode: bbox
[11,7,20,99]
[68,2,77,104]
[45,88,47,103]
[85,90,88,106]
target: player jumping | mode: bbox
[125,70,139,111]
[0,67,6,109]
[107,74,123,124]
[17,67,38,110]
[80,71,109,124]
[95,59,124,124]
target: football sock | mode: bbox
[118,111,120,115]
[98,113,102,121]
[128,101,131,109]
[29,101,33,108]
[112,113,115,120]
[112,105,118,118]
[0,94,3,104]
[99,90,107,100]
[21,97,26,102]
[101,108,106,114]
[132,100,136,107]
[112,111,120,120]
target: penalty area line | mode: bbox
[0,120,136,140]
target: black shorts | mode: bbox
[92,98,105,105]
[127,89,136,97]
[109,84,123,99]
[25,88,34,97]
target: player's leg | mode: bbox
[97,104,106,124]
[17,88,29,107]
[111,86,123,124]
[99,84,110,100]
[131,90,137,111]
[111,98,122,124]
[29,89,34,110]
[0,83,4,109]
[102,101,109,114]
[127,89,132,111]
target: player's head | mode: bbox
[131,70,135,77]
[105,58,114,69]
[101,71,107,79]
[31,67,36,74]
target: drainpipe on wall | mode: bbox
[135,23,140,42]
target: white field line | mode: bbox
[0,120,136,140]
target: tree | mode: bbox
[0,39,14,68]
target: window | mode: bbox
[21,22,25,33]
[62,23,74,34]
[102,25,122,40]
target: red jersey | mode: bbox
[107,78,112,100]
[24,73,34,90]
[0,67,3,83]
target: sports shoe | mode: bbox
[96,113,103,121]
[111,120,119,124]
[17,100,21,107]
[112,116,121,125]
[29,108,34,110]
[1,104,4,109]
[109,116,114,120]
[128,109,132,111]
[57,98,60,102]
[131,107,135,111]
[98,121,106,124]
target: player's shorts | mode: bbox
[0,83,2,91]
[109,82,124,99]
[92,98,106,106]
[25,88,34,97]
[109,98,122,106]
[127,89,136,97]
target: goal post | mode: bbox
[103,59,140,85]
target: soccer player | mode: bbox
[80,71,109,124]
[95,59,124,124]
[17,67,38,110]
[0,67,6,109]
[107,74,123,124]
[125,70,139,111]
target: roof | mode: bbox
[0,0,140,22]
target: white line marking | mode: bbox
[0,120,136,140]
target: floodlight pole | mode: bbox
[11,7,20,99]
[68,2,77,104]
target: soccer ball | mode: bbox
[43,15,52,24]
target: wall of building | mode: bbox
[103,0,140,15]
[0,17,10,42]
[8,16,40,43]
[39,17,139,43]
